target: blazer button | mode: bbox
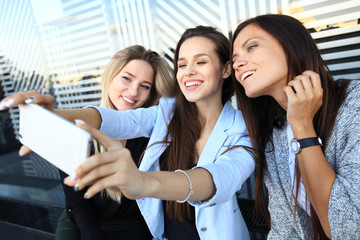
[201,227,207,232]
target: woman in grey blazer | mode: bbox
[231,14,360,239]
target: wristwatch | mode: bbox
[290,137,323,154]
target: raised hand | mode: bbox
[283,70,323,138]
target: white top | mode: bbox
[287,123,311,215]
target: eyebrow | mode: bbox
[241,37,257,48]
[232,37,259,60]
[124,71,136,78]
[178,53,210,61]
[123,71,153,85]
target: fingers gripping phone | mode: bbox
[18,103,92,175]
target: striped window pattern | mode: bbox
[0,0,359,138]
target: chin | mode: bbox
[244,89,258,98]
[181,94,197,103]
[117,104,133,111]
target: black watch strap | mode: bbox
[298,137,323,148]
[290,137,323,154]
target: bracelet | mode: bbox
[175,169,193,203]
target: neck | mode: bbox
[271,88,288,111]
[196,98,223,129]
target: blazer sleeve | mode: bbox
[190,108,255,207]
[328,81,360,238]
[192,135,254,207]
[92,97,174,140]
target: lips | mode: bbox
[240,70,255,82]
[121,96,136,104]
[185,80,203,87]
[184,80,204,90]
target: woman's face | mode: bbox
[232,24,288,99]
[176,36,226,105]
[109,59,154,111]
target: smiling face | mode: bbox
[109,59,154,111]
[232,24,288,99]
[176,36,226,105]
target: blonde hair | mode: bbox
[100,45,175,109]
[98,45,175,201]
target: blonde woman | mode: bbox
[55,45,174,240]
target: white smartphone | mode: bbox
[18,103,92,175]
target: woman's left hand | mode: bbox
[283,70,323,137]
[64,120,147,200]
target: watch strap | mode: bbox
[297,137,323,149]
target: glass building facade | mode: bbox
[0,0,359,238]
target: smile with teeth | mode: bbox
[122,96,135,104]
[241,71,255,82]
[185,81,203,87]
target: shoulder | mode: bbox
[159,96,176,107]
[157,97,175,115]
[222,101,242,120]
[219,102,249,147]
[343,80,360,106]
[223,101,247,131]
[337,80,360,120]
[329,80,360,154]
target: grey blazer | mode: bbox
[265,80,360,239]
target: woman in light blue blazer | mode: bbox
[1,26,255,240]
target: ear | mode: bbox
[222,61,231,79]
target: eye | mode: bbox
[197,61,206,65]
[178,64,186,68]
[140,84,151,90]
[122,76,131,82]
[248,44,258,52]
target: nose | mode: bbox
[233,57,247,71]
[184,64,196,76]
[128,83,138,96]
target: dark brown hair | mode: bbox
[165,25,233,221]
[230,14,349,239]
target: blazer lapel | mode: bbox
[197,102,234,166]
[138,98,173,172]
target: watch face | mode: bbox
[290,138,300,154]
[318,137,323,146]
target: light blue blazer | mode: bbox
[94,97,255,240]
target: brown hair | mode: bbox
[230,14,349,239]
[164,26,233,221]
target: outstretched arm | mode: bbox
[64,120,216,202]
[0,90,102,156]
[0,90,102,129]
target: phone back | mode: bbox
[18,103,92,175]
